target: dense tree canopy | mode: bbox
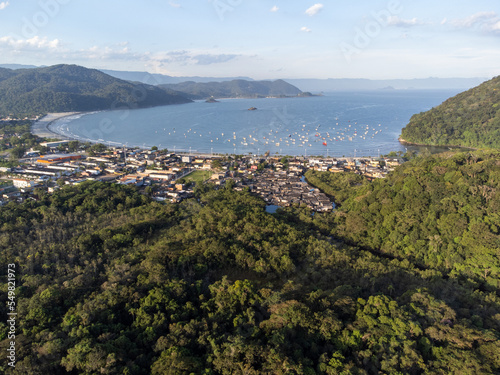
[0,65,191,117]
[401,76,500,148]
[0,153,499,374]
[159,79,302,100]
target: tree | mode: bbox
[35,145,49,154]
[9,146,26,160]
[68,140,80,152]
[211,159,223,170]
[90,143,107,154]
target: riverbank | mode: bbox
[31,112,82,139]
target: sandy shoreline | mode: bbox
[31,112,82,139]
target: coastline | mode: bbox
[31,112,82,139]
[398,137,429,147]
[29,92,454,157]
[399,137,477,151]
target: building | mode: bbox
[40,140,71,148]
[36,154,83,164]
[12,179,36,189]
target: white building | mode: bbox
[13,179,36,189]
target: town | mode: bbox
[0,139,403,210]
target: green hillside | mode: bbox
[0,152,499,373]
[0,67,16,81]
[401,76,500,148]
[311,150,500,284]
[0,64,191,117]
[160,79,303,100]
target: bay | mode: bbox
[49,90,461,157]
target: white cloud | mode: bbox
[84,45,137,61]
[300,26,311,33]
[387,16,422,27]
[451,11,497,28]
[169,1,181,8]
[448,11,500,34]
[79,47,241,67]
[0,2,9,10]
[270,6,279,12]
[0,36,60,50]
[191,53,239,65]
[491,21,500,31]
[305,4,323,17]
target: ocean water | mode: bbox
[49,90,461,157]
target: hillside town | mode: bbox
[0,140,403,210]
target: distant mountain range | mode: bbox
[159,79,303,100]
[100,69,253,85]
[0,65,486,92]
[0,64,191,117]
[100,70,488,92]
[401,75,500,149]
[0,64,41,70]
[0,63,492,121]
[285,77,489,92]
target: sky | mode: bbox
[0,0,499,80]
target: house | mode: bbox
[40,140,70,148]
[37,154,83,164]
[12,179,36,189]
[118,175,144,186]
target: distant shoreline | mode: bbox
[32,112,82,139]
[398,137,429,147]
[399,137,477,151]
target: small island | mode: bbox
[205,97,219,103]
[248,107,257,111]
[297,91,317,97]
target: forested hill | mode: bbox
[0,64,191,117]
[159,79,304,99]
[0,151,499,373]
[401,75,500,148]
[321,150,500,279]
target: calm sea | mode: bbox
[49,90,461,157]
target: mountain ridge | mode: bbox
[0,64,192,117]
[0,64,487,91]
[400,75,500,148]
[159,79,303,100]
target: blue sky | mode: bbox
[0,0,499,79]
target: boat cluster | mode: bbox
[164,120,385,149]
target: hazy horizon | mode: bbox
[0,63,493,83]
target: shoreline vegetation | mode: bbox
[398,136,478,151]
[400,75,500,149]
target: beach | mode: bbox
[31,112,81,139]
